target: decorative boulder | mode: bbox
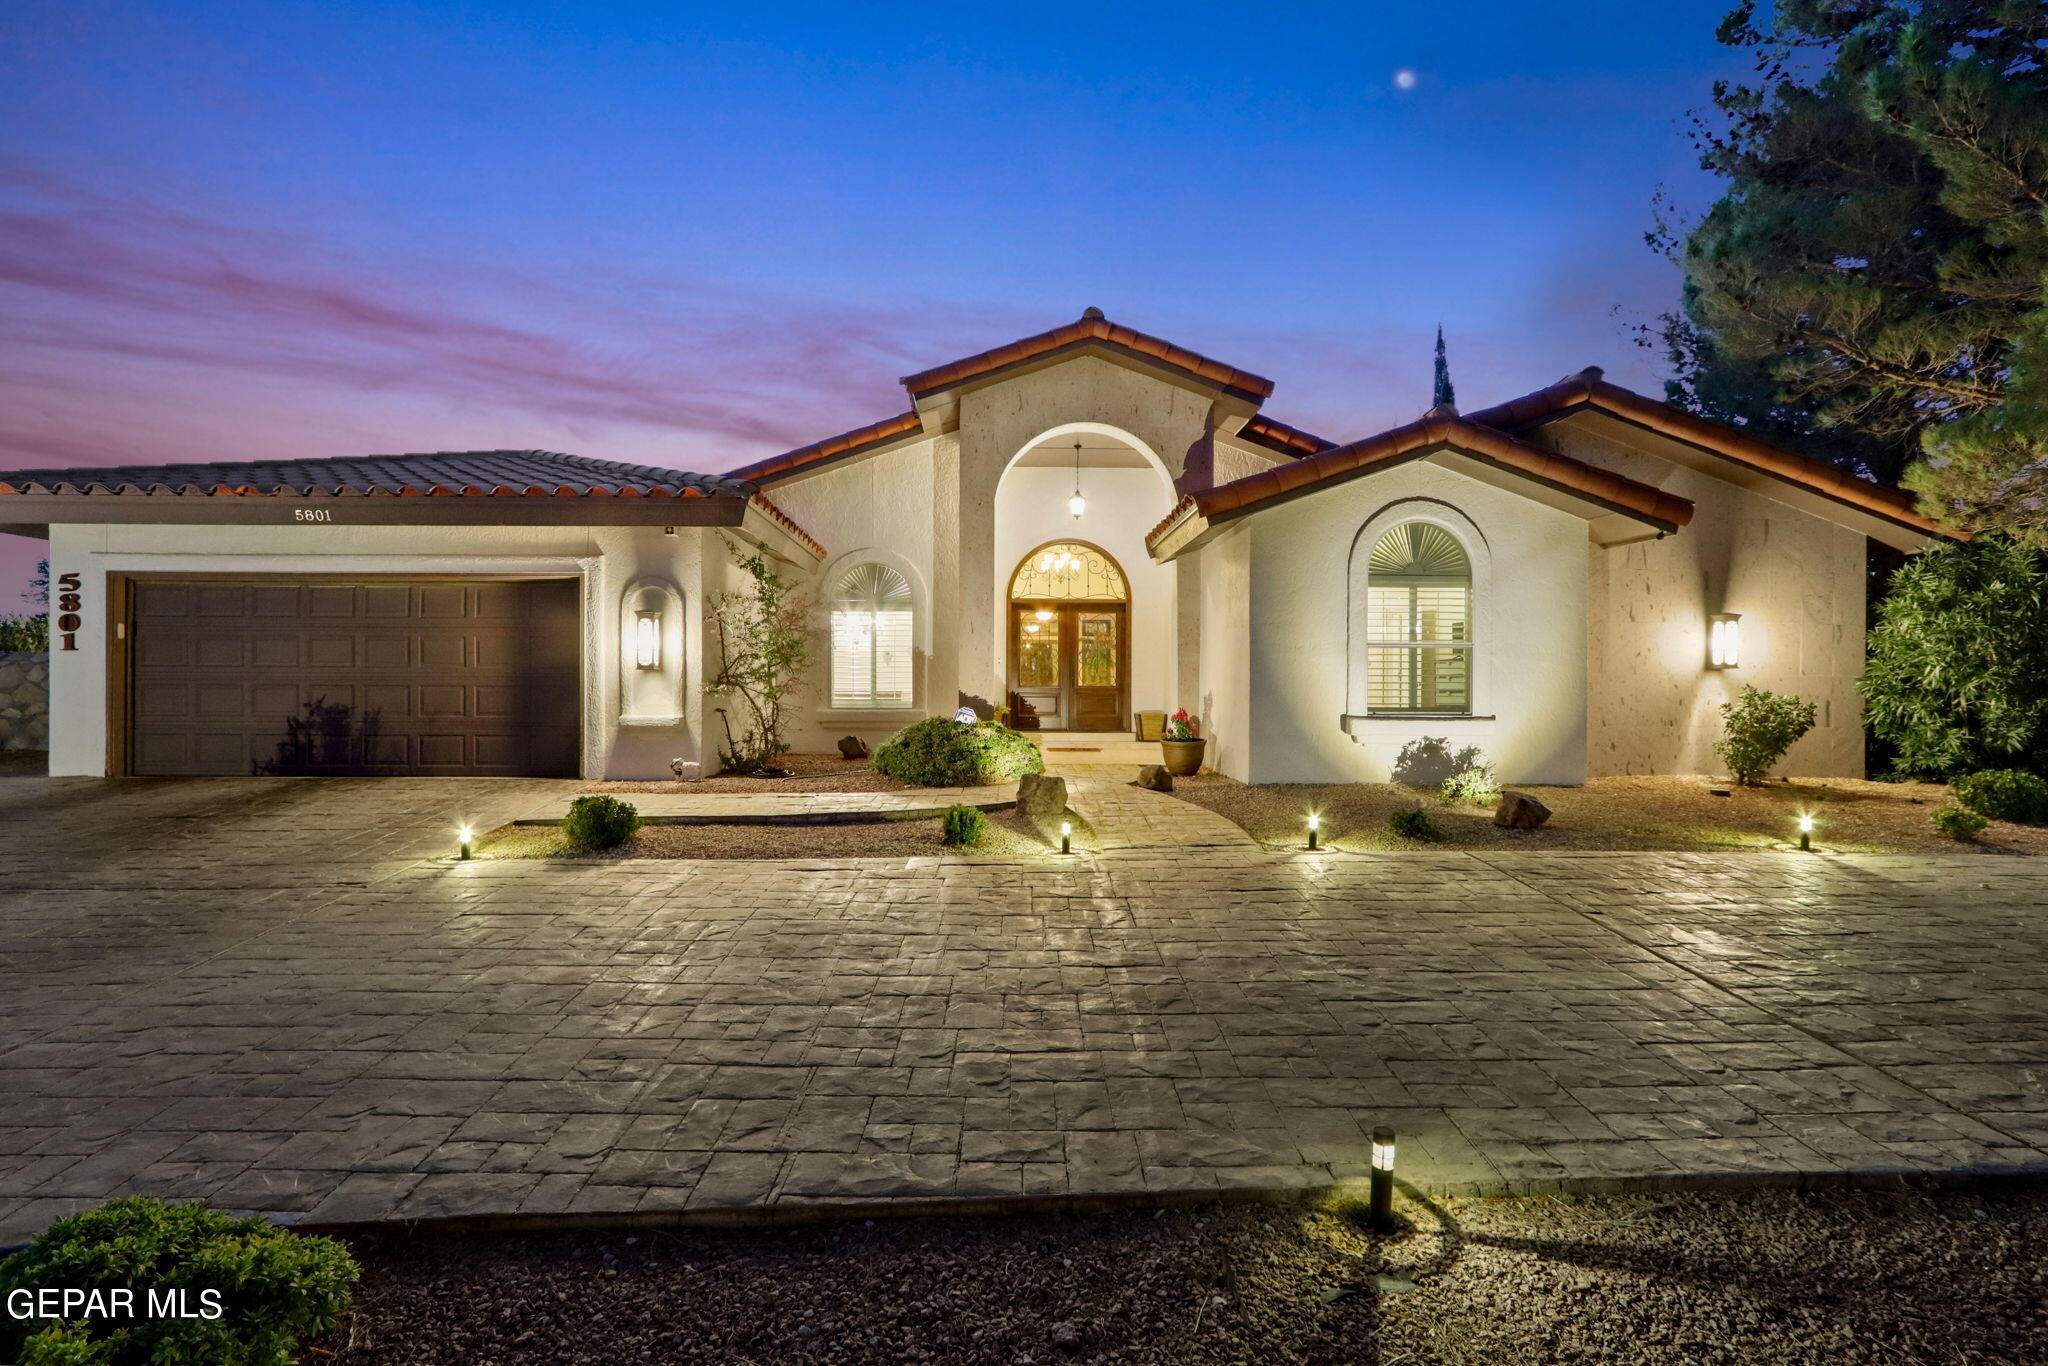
[669,759,701,782]
[837,735,871,760]
[1494,791,1551,829]
[1135,764,1174,793]
[1017,772,1069,820]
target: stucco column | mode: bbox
[926,432,963,714]
[955,430,1001,706]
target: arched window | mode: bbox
[1365,522,1472,714]
[829,563,915,708]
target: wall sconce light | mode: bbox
[1369,1128,1397,1231]
[1060,819,1072,855]
[457,825,473,861]
[1306,812,1321,851]
[634,611,662,669]
[1708,613,1741,669]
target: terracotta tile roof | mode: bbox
[1146,413,1694,549]
[0,449,752,499]
[747,494,826,558]
[899,308,1275,403]
[721,411,923,484]
[1237,414,1335,458]
[1464,369,1939,535]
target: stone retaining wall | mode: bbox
[0,651,49,751]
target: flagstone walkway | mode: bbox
[1,775,2044,1243]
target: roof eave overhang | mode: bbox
[1528,405,1939,552]
[0,491,757,531]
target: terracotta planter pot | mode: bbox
[1159,738,1206,777]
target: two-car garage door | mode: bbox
[128,577,580,777]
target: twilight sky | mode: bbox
[0,0,1753,601]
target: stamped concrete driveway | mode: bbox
[2,775,2046,1243]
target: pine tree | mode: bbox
[1654,0,2048,539]
[1432,325,1457,410]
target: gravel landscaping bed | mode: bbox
[474,809,1048,860]
[1171,772,2048,855]
[327,1186,2048,1365]
[589,753,906,795]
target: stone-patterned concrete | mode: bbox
[538,785,1018,824]
[1,775,2045,1243]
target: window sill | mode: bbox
[1358,713,1494,721]
[1342,713,1497,738]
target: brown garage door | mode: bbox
[129,577,580,777]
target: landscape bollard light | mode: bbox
[1369,1128,1397,1231]
[1060,820,1072,855]
[1797,814,1813,852]
[1306,812,1320,851]
[457,825,473,861]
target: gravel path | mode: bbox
[327,1186,2048,1365]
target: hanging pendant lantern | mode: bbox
[1068,441,1086,519]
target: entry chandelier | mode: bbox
[1068,441,1086,519]
[1036,547,1082,576]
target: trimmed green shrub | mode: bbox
[1861,538,2048,778]
[1953,769,2048,825]
[940,804,990,846]
[872,716,1044,787]
[1441,758,1500,808]
[0,1197,358,1366]
[1388,808,1438,840]
[1713,685,1817,786]
[1931,805,1990,842]
[0,614,49,653]
[563,794,640,849]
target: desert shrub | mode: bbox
[0,614,48,653]
[707,539,813,774]
[1388,807,1439,840]
[872,716,1043,787]
[940,804,989,846]
[563,795,640,849]
[1712,685,1817,786]
[0,1197,358,1366]
[1861,538,2048,778]
[1952,769,2048,825]
[1441,757,1500,808]
[1931,805,1990,842]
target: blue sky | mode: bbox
[0,0,1753,599]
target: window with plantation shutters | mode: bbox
[1365,522,1472,713]
[829,563,915,708]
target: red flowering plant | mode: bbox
[1165,710,1201,740]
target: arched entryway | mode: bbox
[1006,540,1129,731]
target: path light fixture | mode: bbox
[1797,813,1814,852]
[1068,442,1086,519]
[457,825,473,861]
[1708,613,1741,669]
[1060,820,1072,855]
[1369,1128,1397,1232]
[1306,812,1321,851]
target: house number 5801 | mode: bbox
[55,572,81,651]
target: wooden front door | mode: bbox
[1008,602,1126,732]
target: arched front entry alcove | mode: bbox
[1006,540,1129,731]
[992,423,1178,733]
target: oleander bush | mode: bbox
[562,794,641,849]
[939,804,990,846]
[1931,805,1990,843]
[1952,769,2048,825]
[0,1197,358,1366]
[1713,685,1817,786]
[1388,807,1439,840]
[872,716,1043,787]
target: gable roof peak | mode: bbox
[897,311,1275,403]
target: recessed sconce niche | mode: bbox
[621,577,684,725]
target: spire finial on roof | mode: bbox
[1432,324,1457,412]
[1081,306,1105,321]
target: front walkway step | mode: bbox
[521,786,1014,826]
[1062,776,1261,850]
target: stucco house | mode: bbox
[0,309,1939,784]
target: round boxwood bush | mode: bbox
[940,804,990,846]
[1389,807,1439,840]
[1953,769,2048,825]
[0,1197,358,1366]
[872,716,1044,787]
[563,794,641,849]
